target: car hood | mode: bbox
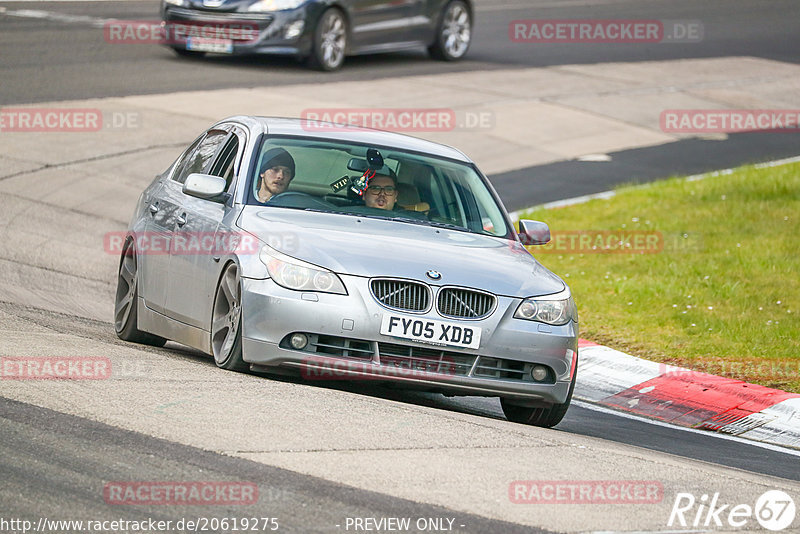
[238,207,565,298]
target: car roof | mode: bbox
[218,116,473,163]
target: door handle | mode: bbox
[176,213,187,227]
[149,202,159,214]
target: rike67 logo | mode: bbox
[668,490,796,531]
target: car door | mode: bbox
[406,0,435,42]
[163,126,244,329]
[139,134,204,314]
[348,0,417,49]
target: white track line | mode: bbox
[2,7,113,26]
[573,400,800,458]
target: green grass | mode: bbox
[520,162,800,393]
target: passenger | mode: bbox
[363,173,398,210]
[256,148,295,203]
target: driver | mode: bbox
[256,148,295,203]
[363,172,398,211]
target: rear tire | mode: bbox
[308,8,347,71]
[428,0,472,61]
[211,263,248,372]
[114,239,168,347]
[501,368,577,428]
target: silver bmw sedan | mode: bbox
[114,116,578,427]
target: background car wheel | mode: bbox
[211,263,248,372]
[171,47,206,59]
[500,368,577,428]
[308,8,347,71]
[428,0,472,61]
[114,239,167,347]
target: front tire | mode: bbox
[211,263,248,372]
[308,8,347,71]
[428,0,472,61]
[114,239,168,347]
[501,368,577,428]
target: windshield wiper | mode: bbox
[390,217,467,232]
[390,216,430,225]
[427,220,468,231]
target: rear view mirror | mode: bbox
[518,219,551,245]
[183,173,227,201]
[347,158,369,172]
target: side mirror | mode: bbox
[518,219,551,245]
[183,173,227,201]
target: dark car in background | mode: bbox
[160,0,473,70]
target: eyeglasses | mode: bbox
[366,185,397,196]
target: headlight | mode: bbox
[284,19,305,39]
[514,289,577,326]
[259,246,346,294]
[163,0,186,6]
[247,0,305,12]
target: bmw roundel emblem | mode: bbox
[426,270,442,280]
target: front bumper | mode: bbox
[162,5,315,56]
[240,274,578,404]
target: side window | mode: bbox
[208,133,241,191]
[168,135,203,182]
[173,129,229,184]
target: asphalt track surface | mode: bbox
[2,1,800,532]
[1,396,550,534]
[2,0,800,103]
[1,301,799,533]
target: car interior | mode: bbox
[248,139,510,238]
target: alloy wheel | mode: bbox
[212,264,242,365]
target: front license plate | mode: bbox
[186,37,233,53]
[380,314,481,350]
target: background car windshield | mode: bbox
[248,137,510,238]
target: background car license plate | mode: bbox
[380,314,481,350]
[187,37,233,54]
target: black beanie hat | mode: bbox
[259,148,295,176]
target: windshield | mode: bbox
[246,136,512,238]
